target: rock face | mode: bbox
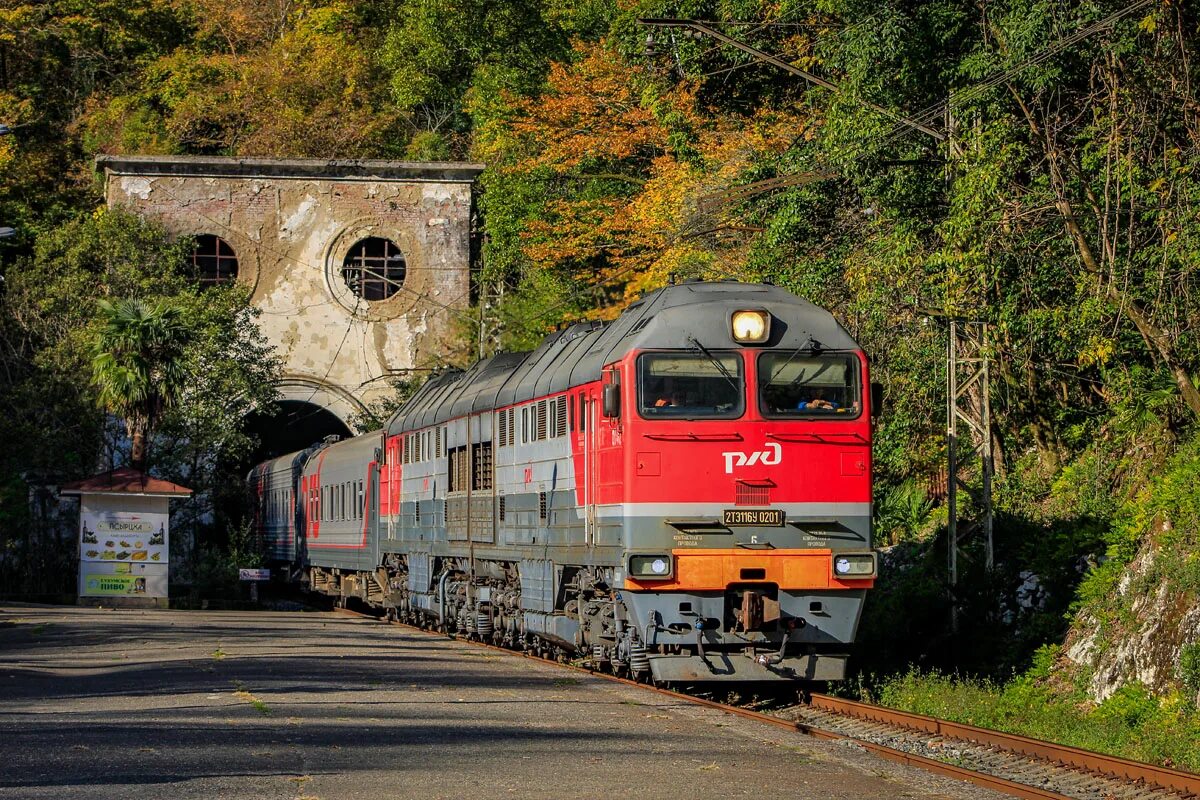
[1062,529,1200,703]
[98,155,484,427]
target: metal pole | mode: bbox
[947,320,959,631]
[981,332,994,571]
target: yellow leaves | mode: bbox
[0,5,41,45]
[1137,13,1156,34]
[1079,336,1116,367]
[177,0,299,53]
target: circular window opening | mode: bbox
[191,234,239,285]
[342,237,407,301]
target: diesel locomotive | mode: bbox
[249,280,879,683]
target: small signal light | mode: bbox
[731,310,770,343]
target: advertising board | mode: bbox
[80,510,168,565]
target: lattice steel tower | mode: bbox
[947,320,994,627]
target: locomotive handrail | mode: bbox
[666,518,732,533]
[643,432,744,441]
[766,432,867,443]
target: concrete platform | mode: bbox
[0,605,1002,800]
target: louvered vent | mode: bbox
[735,483,771,506]
[554,398,567,438]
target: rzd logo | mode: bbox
[722,442,782,474]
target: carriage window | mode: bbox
[637,352,743,419]
[758,352,861,419]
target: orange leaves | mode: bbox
[509,41,672,173]
[488,37,820,318]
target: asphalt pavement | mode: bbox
[0,604,1003,800]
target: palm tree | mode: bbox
[91,298,190,471]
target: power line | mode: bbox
[879,0,1154,148]
[145,181,483,329]
[641,18,945,141]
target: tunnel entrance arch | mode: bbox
[246,378,363,463]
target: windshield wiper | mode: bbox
[687,335,740,394]
[770,336,826,385]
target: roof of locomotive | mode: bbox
[386,281,859,435]
[246,447,312,482]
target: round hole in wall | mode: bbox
[341,237,406,301]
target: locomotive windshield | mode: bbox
[638,352,743,418]
[758,351,861,418]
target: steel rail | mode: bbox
[808,692,1200,796]
[330,607,1080,799]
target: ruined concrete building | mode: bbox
[97,155,483,447]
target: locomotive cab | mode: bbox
[608,302,876,682]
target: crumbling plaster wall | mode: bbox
[102,158,479,424]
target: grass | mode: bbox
[232,681,271,715]
[869,656,1200,772]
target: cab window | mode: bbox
[758,352,861,418]
[638,352,743,419]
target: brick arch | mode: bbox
[275,376,368,428]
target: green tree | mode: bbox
[90,298,189,470]
[0,207,280,593]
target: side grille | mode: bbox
[735,483,771,506]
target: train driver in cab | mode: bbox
[797,387,839,412]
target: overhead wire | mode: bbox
[876,0,1154,148]
[147,180,485,330]
[139,0,1161,415]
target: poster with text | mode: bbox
[80,509,168,565]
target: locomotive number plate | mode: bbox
[722,509,784,526]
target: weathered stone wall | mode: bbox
[98,156,483,424]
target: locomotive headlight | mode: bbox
[832,552,876,578]
[629,554,674,579]
[731,310,771,344]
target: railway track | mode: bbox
[329,603,1199,800]
[781,695,1200,800]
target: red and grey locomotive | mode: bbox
[249,280,878,683]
